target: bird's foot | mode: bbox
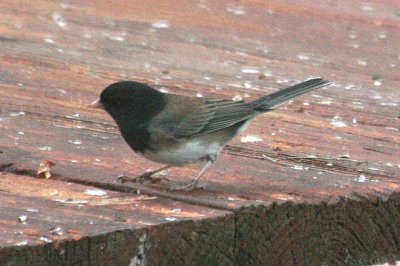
[168,180,204,192]
[117,172,170,184]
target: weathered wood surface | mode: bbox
[0,0,399,265]
[0,174,233,265]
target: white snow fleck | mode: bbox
[164,217,177,222]
[226,5,246,15]
[241,66,260,74]
[18,215,27,223]
[198,1,210,10]
[39,237,52,243]
[312,94,322,98]
[16,240,28,246]
[330,116,347,128]
[380,102,397,107]
[10,111,25,117]
[348,32,357,39]
[259,71,272,78]
[378,31,387,39]
[293,165,304,170]
[52,11,67,28]
[54,199,88,204]
[243,81,253,89]
[50,227,63,236]
[235,51,249,56]
[159,87,169,93]
[240,135,263,143]
[151,20,170,29]
[84,189,108,197]
[370,93,382,99]
[44,37,54,43]
[38,146,52,151]
[357,59,367,66]
[83,31,93,39]
[103,32,127,42]
[373,80,382,86]
[355,174,367,183]
[232,95,243,101]
[360,3,374,12]
[297,53,310,60]
[345,84,356,90]
[66,114,80,119]
[276,79,289,84]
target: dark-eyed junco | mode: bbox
[91,78,330,191]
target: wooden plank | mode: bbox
[0,174,233,265]
[0,0,399,264]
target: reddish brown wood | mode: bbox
[0,0,399,265]
[0,173,233,265]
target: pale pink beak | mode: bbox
[89,98,104,109]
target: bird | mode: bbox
[91,78,331,191]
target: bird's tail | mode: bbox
[250,78,331,111]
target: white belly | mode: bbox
[142,139,223,166]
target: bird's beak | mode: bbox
[89,98,104,109]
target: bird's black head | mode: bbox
[100,81,165,127]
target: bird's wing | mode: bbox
[189,99,255,137]
[150,96,256,139]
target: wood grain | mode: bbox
[0,0,399,264]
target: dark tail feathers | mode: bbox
[251,78,331,111]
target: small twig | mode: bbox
[263,155,361,176]
[285,154,367,164]
[263,155,299,168]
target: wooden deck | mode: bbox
[0,0,399,265]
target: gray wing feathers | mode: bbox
[173,102,216,138]
[173,99,255,138]
[155,78,330,140]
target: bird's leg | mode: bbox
[117,165,171,184]
[170,159,214,192]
